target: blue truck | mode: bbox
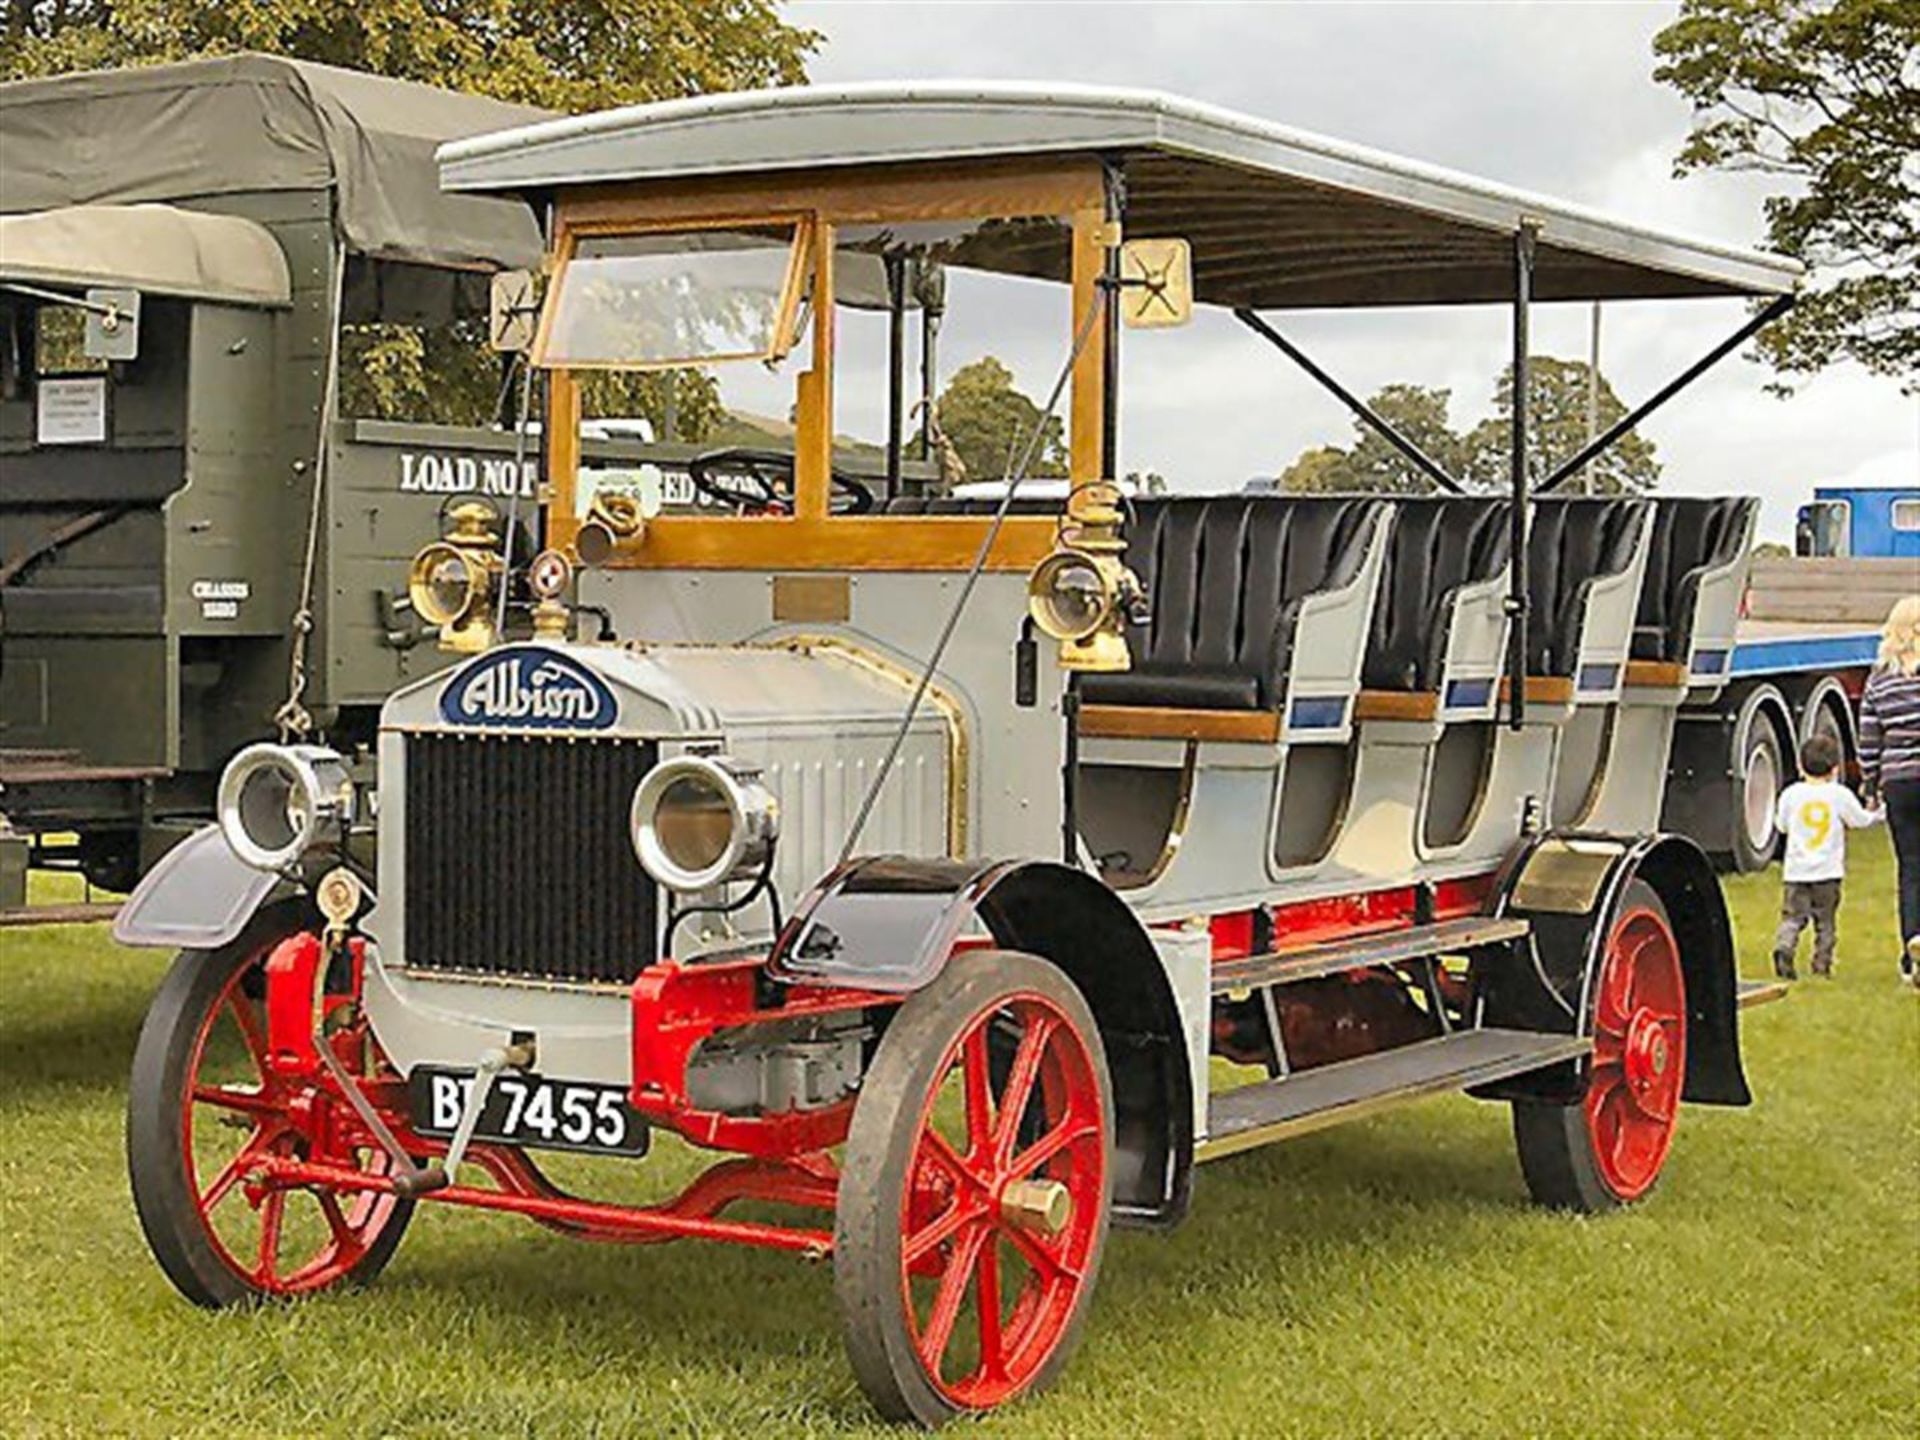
[1663,484,1919,871]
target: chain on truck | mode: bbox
[79,80,1827,1427]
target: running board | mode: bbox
[1737,979,1790,1009]
[1211,916,1531,994]
[1198,1028,1590,1163]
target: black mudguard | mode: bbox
[1479,831,1749,1107]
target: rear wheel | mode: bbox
[1729,702,1785,873]
[835,952,1112,1427]
[126,903,414,1307]
[1514,882,1687,1212]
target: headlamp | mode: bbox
[216,743,354,871]
[629,753,778,893]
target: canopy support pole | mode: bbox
[1101,160,1125,482]
[1506,224,1536,732]
[884,252,906,500]
[1536,293,1794,494]
[1233,308,1466,495]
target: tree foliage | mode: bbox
[1278,357,1660,496]
[3,0,818,432]
[916,357,1069,486]
[1653,0,1918,388]
[1,2,817,106]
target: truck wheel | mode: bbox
[127,902,414,1307]
[1513,882,1686,1211]
[835,952,1112,1427]
[1729,703,1785,873]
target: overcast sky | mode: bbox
[776,0,1915,541]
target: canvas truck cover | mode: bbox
[0,53,549,272]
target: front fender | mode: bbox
[110,824,280,951]
[771,855,1195,1228]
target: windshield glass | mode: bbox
[538,226,805,369]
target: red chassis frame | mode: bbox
[251,935,898,1258]
[243,872,1502,1258]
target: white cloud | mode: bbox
[788,0,1916,535]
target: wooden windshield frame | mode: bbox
[544,156,1107,572]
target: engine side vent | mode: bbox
[403,732,657,984]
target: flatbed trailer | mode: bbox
[1662,503,1916,873]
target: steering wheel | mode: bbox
[684,447,875,516]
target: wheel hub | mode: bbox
[1623,1008,1671,1093]
[998,1177,1071,1236]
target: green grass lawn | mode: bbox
[3,837,1916,1438]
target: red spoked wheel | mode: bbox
[1514,880,1688,1211]
[127,903,414,1306]
[835,952,1112,1427]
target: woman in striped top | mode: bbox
[1860,594,1920,985]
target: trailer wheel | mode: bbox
[1513,882,1687,1211]
[835,952,1112,1427]
[1729,701,1786,873]
[126,903,414,1307]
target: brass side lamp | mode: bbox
[1026,481,1143,673]
[407,501,505,653]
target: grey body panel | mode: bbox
[440,81,1797,306]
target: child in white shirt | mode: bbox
[1772,733,1882,979]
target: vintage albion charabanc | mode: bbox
[115,84,1797,1425]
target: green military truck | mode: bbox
[0,55,558,909]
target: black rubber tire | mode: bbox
[126,900,414,1307]
[1512,881,1679,1213]
[834,952,1113,1429]
[1728,708,1785,874]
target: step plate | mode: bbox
[1200,1027,1591,1162]
[1211,916,1531,994]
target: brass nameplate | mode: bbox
[772,574,851,623]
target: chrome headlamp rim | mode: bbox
[629,752,778,894]
[215,742,352,872]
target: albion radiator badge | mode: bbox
[437,646,618,730]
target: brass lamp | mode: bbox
[407,501,504,653]
[1026,481,1142,673]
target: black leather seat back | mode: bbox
[1524,498,1649,675]
[1632,497,1755,660]
[1362,498,1512,691]
[1083,495,1380,710]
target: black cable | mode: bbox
[662,845,781,957]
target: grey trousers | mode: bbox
[1775,879,1842,972]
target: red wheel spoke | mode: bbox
[192,1083,278,1117]
[1008,1115,1099,1181]
[975,1233,1006,1381]
[961,1027,995,1159]
[199,1126,278,1213]
[918,1222,988,1372]
[317,1190,364,1260]
[226,994,271,1072]
[254,1189,286,1282]
[903,1197,980,1269]
[1004,1218,1080,1285]
[919,1128,978,1190]
[992,1014,1059,1166]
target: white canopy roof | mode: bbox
[0,203,292,306]
[439,82,1800,310]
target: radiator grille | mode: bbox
[403,733,658,984]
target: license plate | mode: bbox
[409,1067,649,1157]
